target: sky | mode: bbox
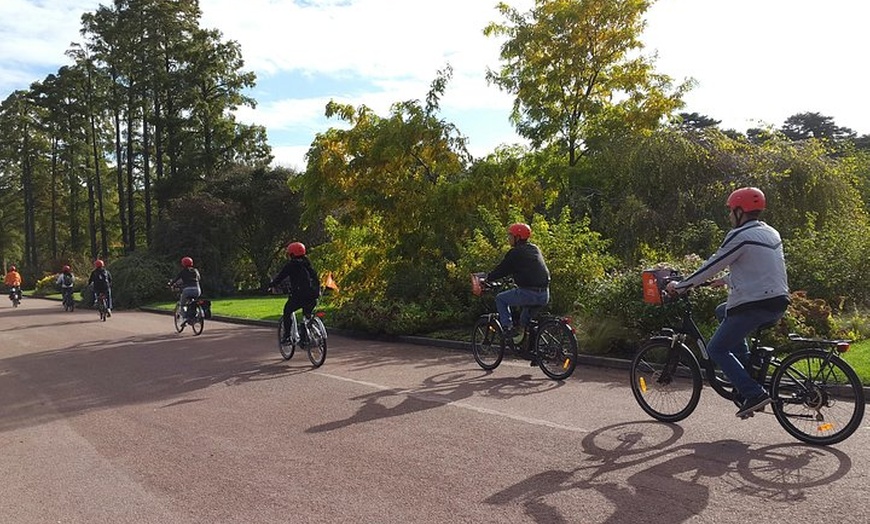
[1,0,868,171]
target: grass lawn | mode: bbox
[145,294,335,323]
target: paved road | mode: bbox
[1,299,869,523]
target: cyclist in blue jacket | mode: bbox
[667,187,790,419]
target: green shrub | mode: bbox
[105,251,176,309]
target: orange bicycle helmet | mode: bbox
[727,187,766,212]
[508,223,532,240]
[181,256,194,267]
[286,242,306,257]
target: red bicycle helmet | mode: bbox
[181,256,194,268]
[286,242,306,257]
[508,223,532,240]
[9,265,16,271]
[94,259,104,268]
[62,265,71,272]
[727,187,766,212]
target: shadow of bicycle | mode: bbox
[485,421,852,524]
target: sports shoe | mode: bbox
[736,392,771,419]
[106,309,112,317]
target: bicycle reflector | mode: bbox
[836,342,850,353]
[316,311,326,318]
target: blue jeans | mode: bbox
[179,285,201,318]
[495,288,549,330]
[708,302,785,399]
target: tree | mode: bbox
[678,112,720,130]
[485,0,690,166]
[781,112,855,142]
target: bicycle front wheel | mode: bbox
[771,349,865,446]
[191,307,204,336]
[534,320,579,380]
[630,340,703,422]
[471,316,504,370]
[277,315,295,360]
[307,318,327,367]
[99,298,107,321]
[173,304,185,333]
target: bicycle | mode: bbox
[8,286,21,308]
[96,292,109,321]
[278,310,328,367]
[173,288,205,335]
[61,288,75,312]
[629,273,865,445]
[470,273,578,381]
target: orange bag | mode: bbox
[642,268,677,305]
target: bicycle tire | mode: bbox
[771,348,865,446]
[630,339,703,422]
[173,304,185,333]
[98,297,107,321]
[307,317,327,367]
[534,320,579,380]
[191,306,204,336]
[471,316,504,370]
[277,315,295,360]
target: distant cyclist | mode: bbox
[4,265,22,303]
[56,265,76,305]
[485,223,550,339]
[87,259,113,316]
[269,242,321,346]
[168,256,201,324]
[666,187,790,419]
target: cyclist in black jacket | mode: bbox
[169,256,201,323]
[87,259,113,316]
[486,223,550,338]
[269,242,321,345]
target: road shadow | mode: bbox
[306,368,564,434]
[0,327,307,434]
[484,421,852,524]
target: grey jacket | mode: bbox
[675,220,789,310]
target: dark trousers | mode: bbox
[283,295,317,341]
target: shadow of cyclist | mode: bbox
[306,369,563,434]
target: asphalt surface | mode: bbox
[2,298,869,524]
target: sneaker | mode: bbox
[736,392,771,419]
[106,309,112,317]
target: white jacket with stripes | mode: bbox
[675,220,789,311]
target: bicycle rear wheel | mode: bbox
[471,316,504,370]
[630,340,703,422]
[98,297,107,321]
[191,306,204,336]
[534,320,578,380]
[771,349,865,445]
[307,317,327,367]
[277,315,295,360]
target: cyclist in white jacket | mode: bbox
[667,187,790,419]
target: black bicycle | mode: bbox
[278,311,328,367]
[61,288,75,312]
[96,291,109,321]
[629,275,865,445]
[470,273,578,381]
[173,288,205,335]
[8,286,21,308]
